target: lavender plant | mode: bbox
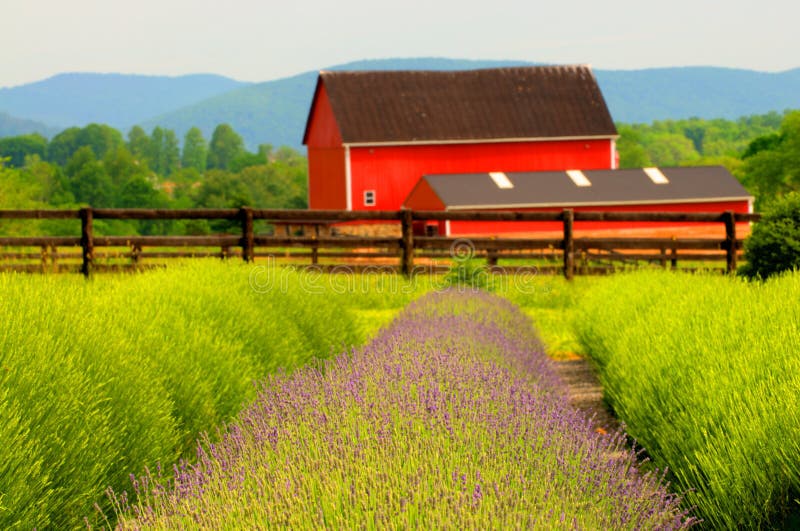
[576,271,800,528]
[113,290,694,529]
[0,261,366,529]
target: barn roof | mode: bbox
[405,166,753,209]
[303,65,617,145]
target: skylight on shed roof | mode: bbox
[644,167,669,184]
[566,170,592,187]
[489,172,514,189]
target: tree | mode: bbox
[616,125,652,168]
[145,127,181,176]
[148,127,166,175]
[0,134,48,167]
[645,133,700,167]
[230,151,266,173]
[64,147,114,206]
[742,111,800,207]
[207,124,244,170]
[192,169,252,208]
[163,129,181,176]
[47,124,123,166]
[79,123,124,159]
[47,127,82,166]
[20,156,73,205]
[181,127,207,172]
[103,145,150,188]
[127,126,151,160]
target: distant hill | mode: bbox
[0,73,248,131]
[1,59,799,150]
[141,58,524,150]
[596,66,800,123]
[0,111,57,138]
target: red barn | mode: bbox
[404,166,754,235]
[302,65,618,211]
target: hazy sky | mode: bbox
[2,0,798,88]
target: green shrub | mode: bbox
[575,271,800,528]
[442,259,492,291]
[0,261,366,529]
[741,192,800,279]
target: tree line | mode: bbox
[0,123,307,235]
[1,110,798,235]
[616,109,799,209]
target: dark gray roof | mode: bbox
[410,166,752,209]
[306,65,617,144]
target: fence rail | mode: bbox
[0,207,759,278]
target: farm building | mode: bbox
[403,166,754,235]
[302,65,618,211]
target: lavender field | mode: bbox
[111,289,693,529]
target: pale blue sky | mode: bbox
[2,0,798,88]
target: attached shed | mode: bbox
[303,65,618,211]
[404,166,754,235]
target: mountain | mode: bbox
[595,66,800,123]
[0,73,248,131]
[144,59,800,150]
[141,58,525,150]
[0,111,57,138]
[1,59,799,150]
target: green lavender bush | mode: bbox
[0,261,364,529]
[576,271,800,528]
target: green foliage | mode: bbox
[0,262,363,529]
[181,126,207,172]
[442,259,492,291]
[65,147,114,206]
[207,123,245,170]
[741,192,800,279]
[126,125,150,160]
[47,124,125,166]
[230,151,267,172]
[615,125,651,167]
[616,111,785,170]
[0,121,309,237]
[0,133,47,167]
[742,111,800,206]
[575,271,800,528]
[146,126,180,176]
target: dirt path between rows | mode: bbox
[552,357,620,435]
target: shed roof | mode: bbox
[405,167,753,209]
[304,65,617,145]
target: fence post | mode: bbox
[80,207,94,278]
[311,224,319,265]
[240,207,255,263]
[486,248,498,267]
[131,243,141,266]
[562,209,575,280]
[400,209,414,275]
[724,210,737,274]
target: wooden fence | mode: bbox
[0,207,760,278]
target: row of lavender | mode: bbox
[110,290,695,528]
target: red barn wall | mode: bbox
[308,147,347,209]
[446,200,752,235]
[348,139,613,210]
[306,84,347,209]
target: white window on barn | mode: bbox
[363,190,376,206]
